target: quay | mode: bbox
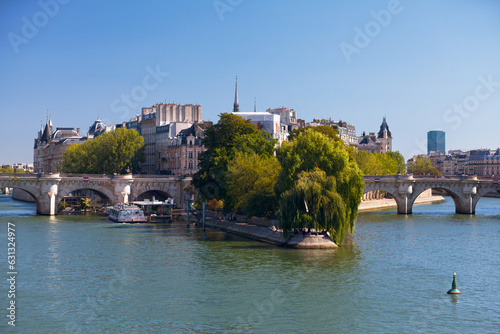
[192,211,338,249]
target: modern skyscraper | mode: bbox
[427,130,446,154]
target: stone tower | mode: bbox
[377,116,392,154]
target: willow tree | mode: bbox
[275,129,364,244]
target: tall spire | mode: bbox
[233,76,239,113]
[254,97,256,113]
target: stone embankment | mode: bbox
[197,212,338,249]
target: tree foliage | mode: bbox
[275,129,364,244]
[61,128,144,174]
[354,150,406,175]
[0,166,30,173]
[280,169,351,244]
[192,113,274,203]
[288,125,342,143]
[227,152,281,216]
[408,157,441,176]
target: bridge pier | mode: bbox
[455,194,475,214]
[455,184,477,214]
[395,183,414,214]
[38,181,60,215]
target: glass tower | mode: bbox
[427,130,445,154]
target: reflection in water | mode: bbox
[1,196,499,333]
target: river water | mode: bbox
[0,194,499,333]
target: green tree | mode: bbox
[275,129,364,244]
[234,129,277,158]
[354,150,406,175]
[288,125,342,143]
[61,128,144,174]
[280,168,353,244]
[192,113,263,202]
[408,157,441,175]
[227,152,281,216]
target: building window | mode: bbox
[189,150,193,159]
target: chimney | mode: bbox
[77,128,80,135]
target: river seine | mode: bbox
[1,194,499,333]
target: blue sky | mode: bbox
[1,0,500,165]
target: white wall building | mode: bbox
[235,112,288,143]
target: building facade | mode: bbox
[266,107,298,132]
[358,117,392,153]
[157,122,211,175]
[142,103,202,126]
[139,112,157,174]
[427,130,445,154]
[33,118,88,174]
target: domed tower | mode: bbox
[377,116,392,154]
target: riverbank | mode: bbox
[358,195,445,212]
[198,216,338,249]
[190,195,446,248]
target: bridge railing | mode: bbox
[363,174,496,182]
[0,173,191,181]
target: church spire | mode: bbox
[254,97,256,113]
[233,76,239,113]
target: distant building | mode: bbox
[377,117,392,154]
[358,117,392,154]
[33,117,91,174]
[467,149,500,177]
[11,163,34,172]
[409,148,500,177]
[266,107,298,132]
[231,79,289,143]
[140,112,157,174]
[157,122,212,175]
[235,112,288,143]
[142,103,202,126]
[305,119,357,147]
[358,132,383,154]
[427,130,445,155]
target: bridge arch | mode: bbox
[409,184,462,214]
[472,186,499,213]
[56,183,114,211]
[362,184,404,213]
[5,184,42,214]
[130,182,176,202]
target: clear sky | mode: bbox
[1,0,500,165]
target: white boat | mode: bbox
[132,197,174,222]
[107,203,147,223]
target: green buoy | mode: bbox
[447,272,461,294]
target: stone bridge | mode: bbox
[363,175,500,214]
[1,174,499,216]
[0,173,191,215]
